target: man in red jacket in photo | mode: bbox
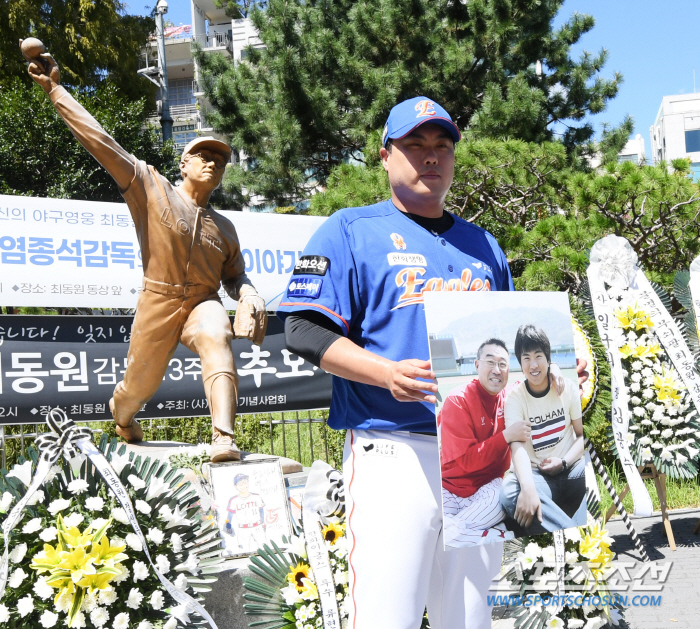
[437,338,564,547]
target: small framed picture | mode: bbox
[424,291,591,550]
[209,458,294,559]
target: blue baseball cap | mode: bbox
[234,473,249,485]
[382,96,461,147]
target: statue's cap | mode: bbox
[181,136,232,161]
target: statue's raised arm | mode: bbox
[21,38,136,192]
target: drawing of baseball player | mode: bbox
[223,473,267,554]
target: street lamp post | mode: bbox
[155,0,173,142]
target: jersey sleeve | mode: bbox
[277,212,361,335]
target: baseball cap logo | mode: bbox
[415,100,436,118]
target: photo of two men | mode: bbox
[424,292,589,550]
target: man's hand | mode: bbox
[503,420,531,444]
[21,44,60,94]
[538,457,564,476]
[576,358,589,398]
[514,487,542,528]
[548,363,565,396]
[383,359,438,403]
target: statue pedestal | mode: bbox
[121,440,307,628]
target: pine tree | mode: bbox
[0,79,178,202]
[196,0,622,205]
[1,0,155,102]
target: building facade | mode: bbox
[650,93,700,178]
[140,1,262,154]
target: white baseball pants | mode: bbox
[344,429,503,629]
[442,478,507,548]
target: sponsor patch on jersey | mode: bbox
[361,441,397,458]
[287,278,323,299]
[387,252,427,266]
[391,233,407,250]
[293,255,330,276]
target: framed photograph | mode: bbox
[424,291,591,550]
[209,458,294,559]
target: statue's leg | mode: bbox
[181,297,240,462]
[111,290,184,442]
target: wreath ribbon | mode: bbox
[0,408,219,629]
[588,236,653,517]
[302,462,342,629]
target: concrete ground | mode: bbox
[492,507,700,629]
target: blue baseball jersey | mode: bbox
[277,200,514,433]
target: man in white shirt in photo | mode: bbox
[499,324,586,535]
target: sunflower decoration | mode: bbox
[321,521,345,546]
[243,512,350,628]
[571,316,597,415]
[287,562,313,591]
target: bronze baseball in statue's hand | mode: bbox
[20,37,45,60]
[20,38,60,93]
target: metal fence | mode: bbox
[0,409,339,470]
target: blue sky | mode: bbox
[130,0,700,147]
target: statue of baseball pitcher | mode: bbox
[20,38,267,462]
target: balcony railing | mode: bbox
[192,33,232,53]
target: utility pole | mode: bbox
[155,0,173,142]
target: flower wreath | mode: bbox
[0,430,224,629]
[503,496,624,629]
[608,297,700,478]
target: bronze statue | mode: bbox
[20,40,267,462]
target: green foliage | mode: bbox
[0,79,179,202]
[308,163,391,216]
[2,0,156,103]
[572,301,613,464]
[214,0,267,19]
[197,0,621,204]
[311,139,700,298]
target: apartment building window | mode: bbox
[160,78,195,107]
[685,130,700,153]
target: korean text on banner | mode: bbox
[0,194,326,310]
[0,315,332,423]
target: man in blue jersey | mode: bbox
[277,97,513,629]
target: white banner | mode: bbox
[0,194,326,310]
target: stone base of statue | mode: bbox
[122,441,307,629]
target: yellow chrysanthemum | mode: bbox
[579,521,614,581]
[321,521,345,546]
[652,368,684,403]
[287,562,312,591]
[614,305,654,331]
[30,515,126,628]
